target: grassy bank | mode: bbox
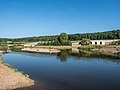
[78,45,95,51]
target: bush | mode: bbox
[36,33,72,46]
[0,45,8,51]
[80,38,91,45]
[110,40,120,45]
[61,41,72,46]
[78,45,95,51]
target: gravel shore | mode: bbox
[22,48,61,53]
[0,58,34,90]
[98,46,120,58]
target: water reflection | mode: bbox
[56,49,120,63]
[2,51,120,90]
[8,49,120,64]
[57,49,71,62]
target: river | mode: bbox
[2,51,120,90]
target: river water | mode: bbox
[2,51,120,90]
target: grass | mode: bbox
[78,45,95,51]
[110,40,120,45]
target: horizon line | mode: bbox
[0,29,119,39]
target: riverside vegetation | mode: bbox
[0,30,120,43]
[0,30,120,57]
[0,30,120,90]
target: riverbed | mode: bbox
[2,51,120,90]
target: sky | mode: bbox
[0,0,120,38]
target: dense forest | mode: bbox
[0,30,120,43]
[68,30,120,41]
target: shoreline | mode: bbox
[92,45,120,58]
[21,45,120,58]
[21,46,79,54]
[22,48,61,54]
[0,50,5,55]
[0,57,34,90]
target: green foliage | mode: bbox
[20,71,30,78]
[0,45,8,51]
[1,59,30,78]
[61,41,72,46]
[50,41,61,46]
[58,33,72,46]
[58,33,68,42]
[68,30,120,40]
[0,30,120,43]
[110,40,120,45]
[57,49,72,61]
[80,38,91,45]
[0,57,3,63]
[36,41,61,46]
[78,45,95,51]
[36,33,72,46]
[9,45,23,51]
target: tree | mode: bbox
[58,33,68,44]
[80,38,91,45]
[58,33,71,46]
[58,33,68,41]
[111,40,120,45]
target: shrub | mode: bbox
[78,45,95,51]
[80,38,91,45]
[110,40,120,45]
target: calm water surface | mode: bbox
[2,51,120,90]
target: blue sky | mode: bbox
[0,0,120,38]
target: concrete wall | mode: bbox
[71,39,120,46]
[23,40,120,46]
[91,40,119,45]
[91,40,105,45]
[71,41,81,46]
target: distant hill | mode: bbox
[0,30,120,42]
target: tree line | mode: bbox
[68,30,120,40]
[36,33,72,46]
[0,30,120,43]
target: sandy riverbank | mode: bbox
[0,58,34,90]
[22,48,61,53]
[22,46,79,53]
[99,46,120,56]
[92,45,120,58]
[0,50,5,54]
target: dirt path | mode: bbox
[0,59,34,90]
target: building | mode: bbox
[71,41,81,47]
[72,39,120,46]
[90,40,119,45]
